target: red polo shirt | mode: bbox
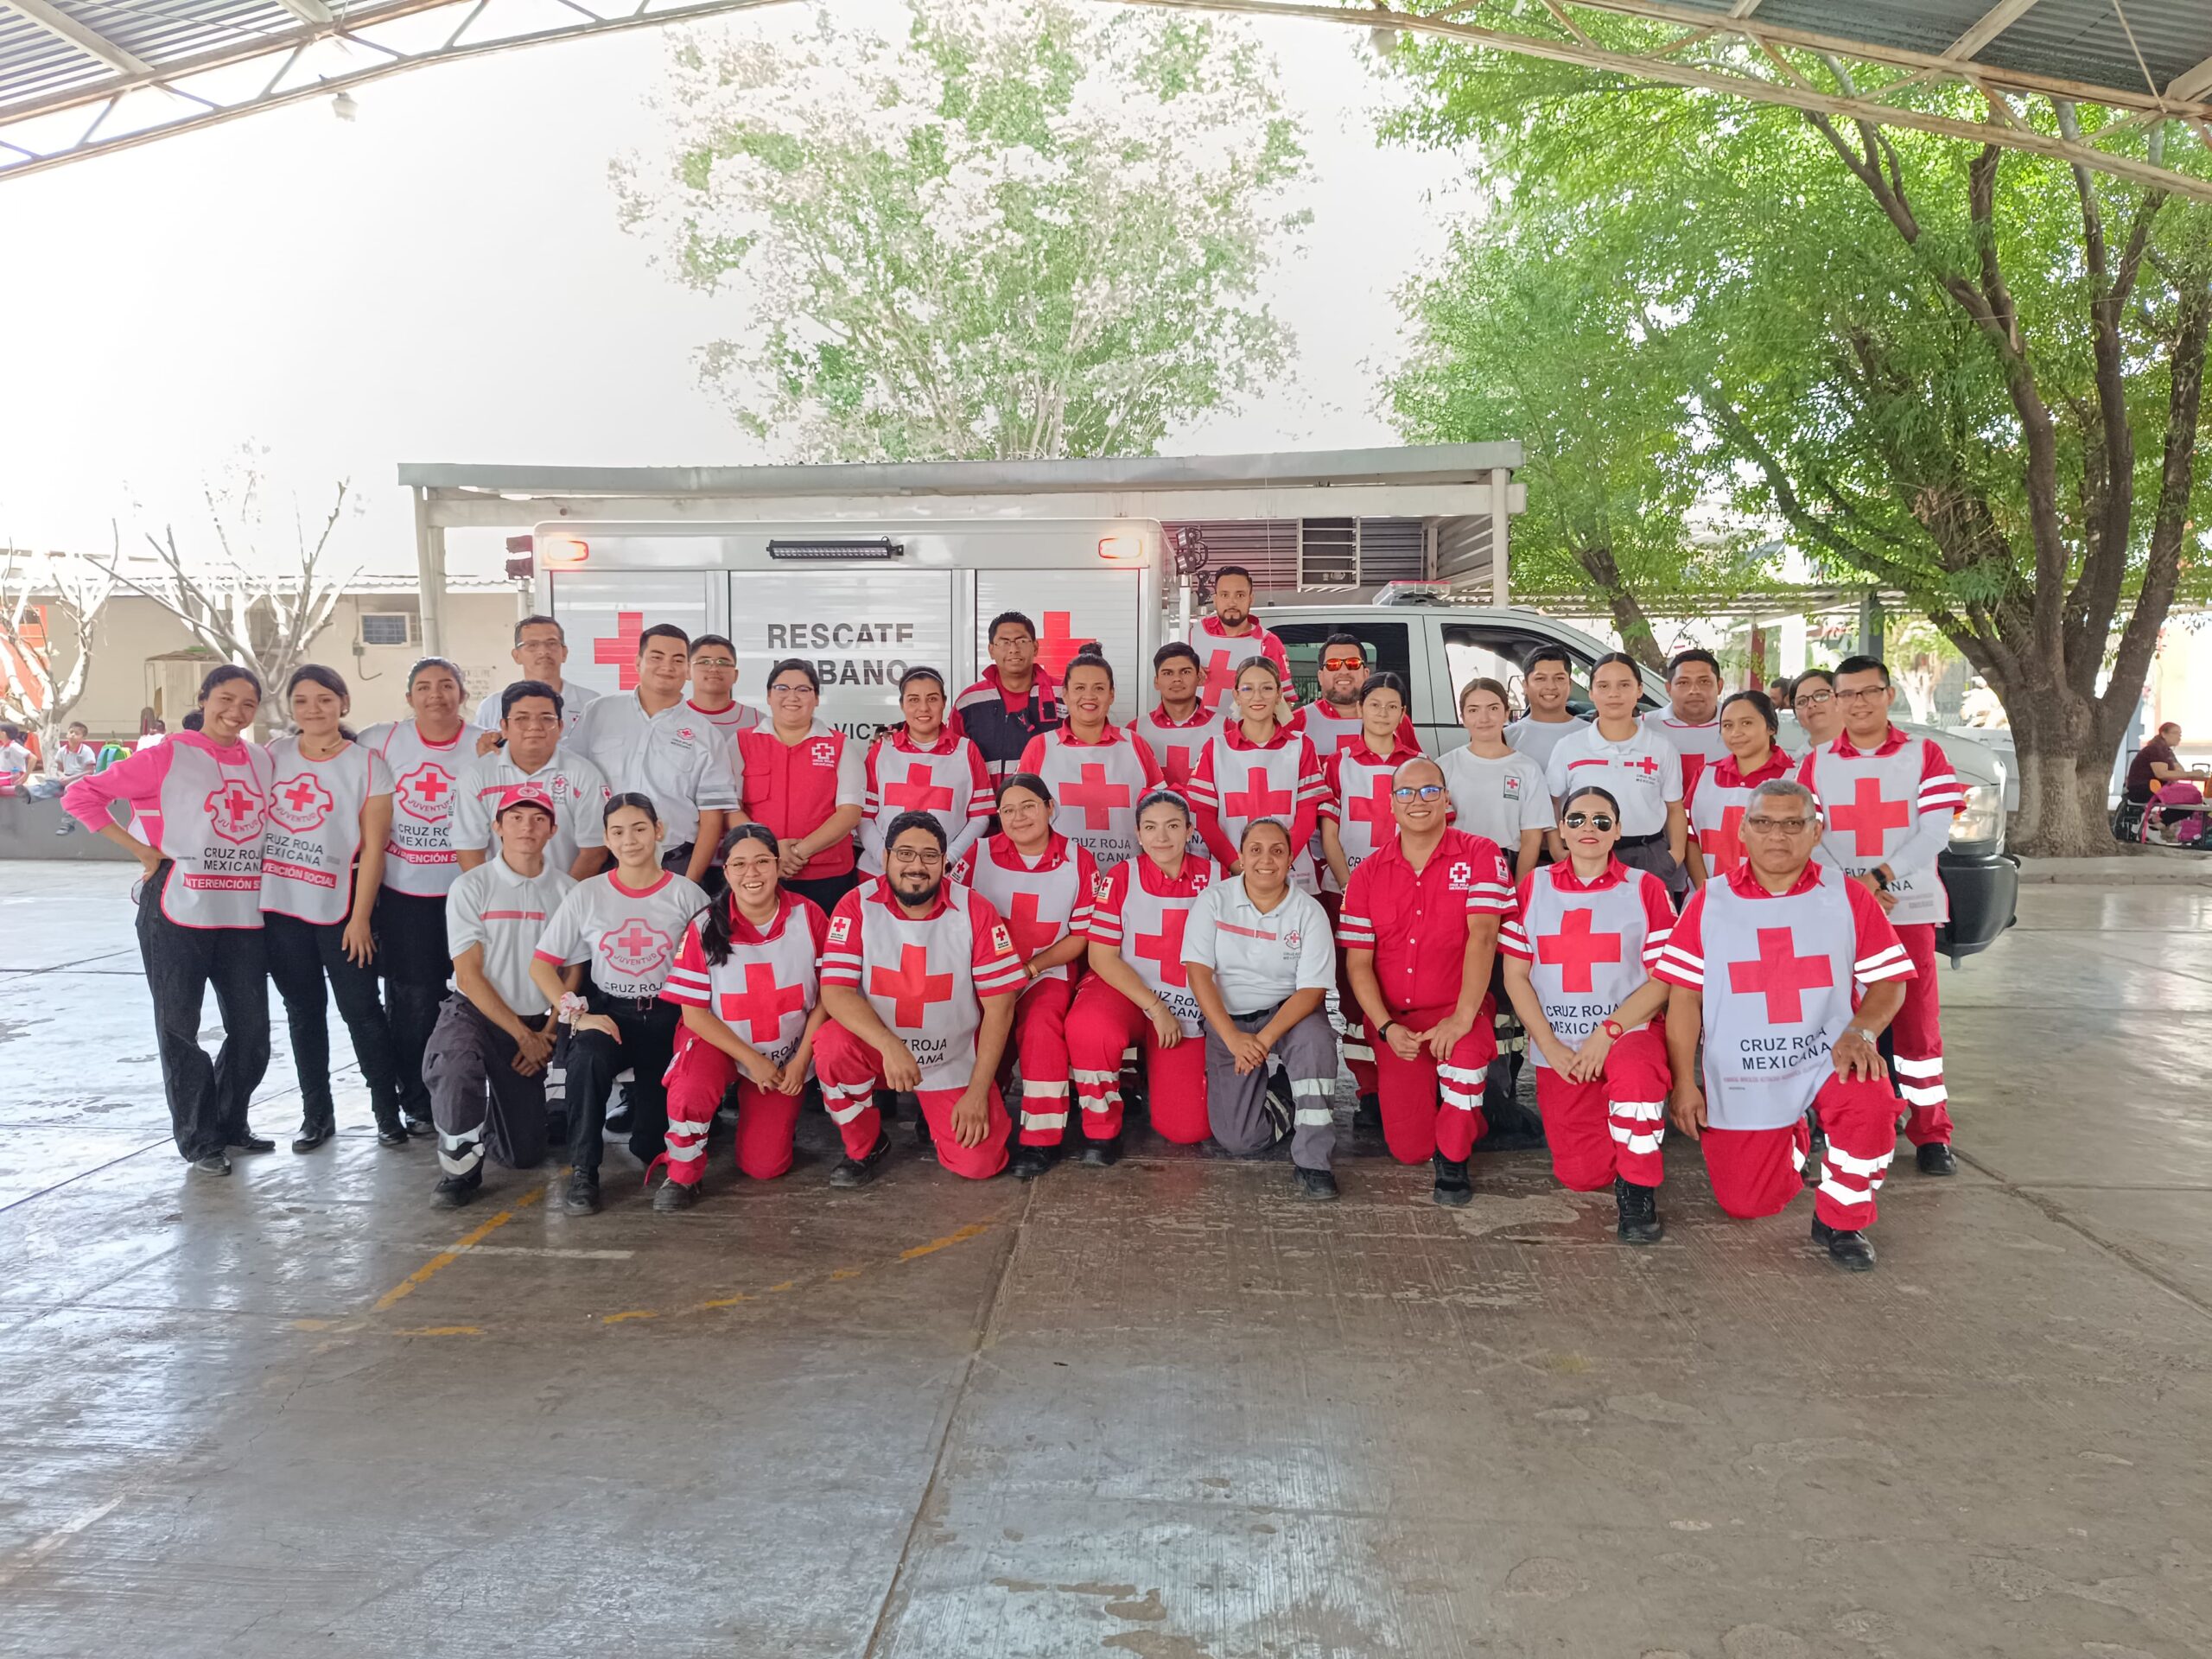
[1338,827,1514,1012]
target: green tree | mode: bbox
[1388,208,1765,672]
[614,0,1306,462]
[1389,21,2212,853]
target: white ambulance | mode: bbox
[532,518,1166,734]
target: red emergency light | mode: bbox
[540,536,590,566]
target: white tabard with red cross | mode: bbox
[1318,741,1402,895]
[1199,728,1319,889]
[1031,729,1155,868]
[1514,868,1667,1067]
[1092,855,1214,1036]
[852,884,997,1091]
[1806,738,1947,925]
[861,730,988,874]
[362,719,465,898]
[156,739,276,928]
[1699,876,1857,1129]
[261,737,395,925]
[955,833,1097,984]
[1688,753,1792,883]
[663,896,823,1070]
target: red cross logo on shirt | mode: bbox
[1727,926,1834,1023]
[1002,891,1060,959]
[1133,906,1191,989]
[1626,753,1662,779]
[1347,770,1396,833]
[1538,907,1624,994]
[1034,612,1096,680]
[1706,804,1747,875]
[1198,648,1238,705]
[270,772,334,834]
[719,961,807,1043]
[1224,766,1292,823]
[203,782,266,844]
[1827,774,1911,858]
[594,611,645,691]
[599,918,674,980]
[395,763,453,823]
[1060,763,1131,830]
[884,761,954,813]
[870,943,956,1028]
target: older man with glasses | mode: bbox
[1652,778,1916,1271]
[1340,756,1516,1205]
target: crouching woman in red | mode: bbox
[814,810,1027,1185]
[66,664,275,1175]
[1499,785,1676,1244]
[1065,789,1217,1162]
[655,824,830,1205]
[1653,777,1916,1273]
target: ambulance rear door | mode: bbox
[542,553,719,704]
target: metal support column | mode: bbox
[1858,588,1885,661]
[1490,467,1511,608]
[413,486,448,660]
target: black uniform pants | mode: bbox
[374,887,450,1124]
[563,994,679,1179]
[423,997,549,1178]
[785,870,859,916]
[264,909,402,1129]
[136,863,271,1161]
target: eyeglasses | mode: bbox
[691,656,736,670]
[1744,816,1817,835]
[1321,656,1365,671]
[768,683,815,697]
[1392,784,1447,802]
[505,715,561,730]
[1795,690,1834,707]
[1561,812,1615,831]
[888,847,944,867]
[1834,686,1889,702]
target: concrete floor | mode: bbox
[2,866,2209,1658]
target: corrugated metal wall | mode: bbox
[1162,518,1440,592]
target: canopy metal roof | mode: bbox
[3,0,2209,196]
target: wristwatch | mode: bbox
[1600,1018,1626,1039]
[1378,1019,1398,1039]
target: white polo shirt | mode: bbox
[473,679,599,737]
[572,691,742,848]
[1438,745,1552,853]
[446,853,575,1014]
[1506,715,1590,773]
[449,747,612,875]
[1181,874,1336,1015]
[1544,721,1682,838]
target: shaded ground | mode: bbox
[1,866,2206,1657]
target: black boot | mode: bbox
[652,1176,700,1212]
[291,1116,336,1154]
[1293,1165,1340,1201]
[376,1117,410,1147]
[227,1130,276,1154]
[829,1131,893,1189]
[1916,1141,1956,1177]
[1811,1217,1876,1271]
[1613,1176,1663,1244]
[1079,1134,1123,1169]
[1010,1143,1058,1182]
[191,1152,232,1177]
[1355,1091,1382,1129]
[1432,1153,1472,1208]
[432,1169,482,1209]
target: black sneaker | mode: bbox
[375,1117,410,1147]
[1432,1153,1472,1208]
[829,1131,893,1189]
[562,1174,600,1216]
[227,1133,276,1154]
[291,1120,336,1154]
[1916,1141,1956,1177]
[652,1177,700,1212]
[1293,1165,1340,1201]
[1811,1217,1876,1271]
[432,1171,481,1209]
[1613,1176,1664,1245]
[605,1103,633,1135]
[1355,1090,1382,1129]
[191,1152,232,1177]
[404,1116,436,1139]
[1079,1134,1123,1168]
[1010,1144,1058,1182]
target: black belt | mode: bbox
[1617,830,1668,849]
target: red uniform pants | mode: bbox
[812,1019,1011,1181]
[1318,893,1376,1096]
[1003,976,1075,1147]
[1533,1024,1669,1191]
[1889,923,1951,1147]
[1065,976,1209,1143]
[1700,1072,1898,1231]
[1366,998,1498,1165]
[659,1030,804,1185]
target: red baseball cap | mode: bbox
[494,782,557,822]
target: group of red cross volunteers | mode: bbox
[66,564,1964,1272]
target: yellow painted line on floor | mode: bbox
[898,1220,991,1262]
[601,1309,658,1324]
[397,1325,484,1338]
[372,1189,544,1313]
[828,1267,864,1281]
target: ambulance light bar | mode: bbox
[766,537,903,562]
[1097,535,1143,564]
[540,536,589,566]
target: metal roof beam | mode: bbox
[272,0,336,21]
[2170,51,2212,105]
[1,0,152,75]
[1944,0,2046,64]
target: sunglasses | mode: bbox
[1562,811,1616,831]
[1391,784,1447,802]
[1321,656,1365,671]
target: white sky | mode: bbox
[0,3,1473,576]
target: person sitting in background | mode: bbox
[2126,722,2209,807]
[0,723,30,796]
[24,721,95,802]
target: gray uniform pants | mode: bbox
[1205,1004,1338,1172]
[1616,835,1688,901]
[424,996,549,1179]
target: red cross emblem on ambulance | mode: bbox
[270,772,334,834]
[204,782,266,844]
[395,763,454,823]
[598,918,674,981]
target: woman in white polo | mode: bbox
[1543,652,1687,897]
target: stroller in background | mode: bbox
[2136,779,2207,846]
